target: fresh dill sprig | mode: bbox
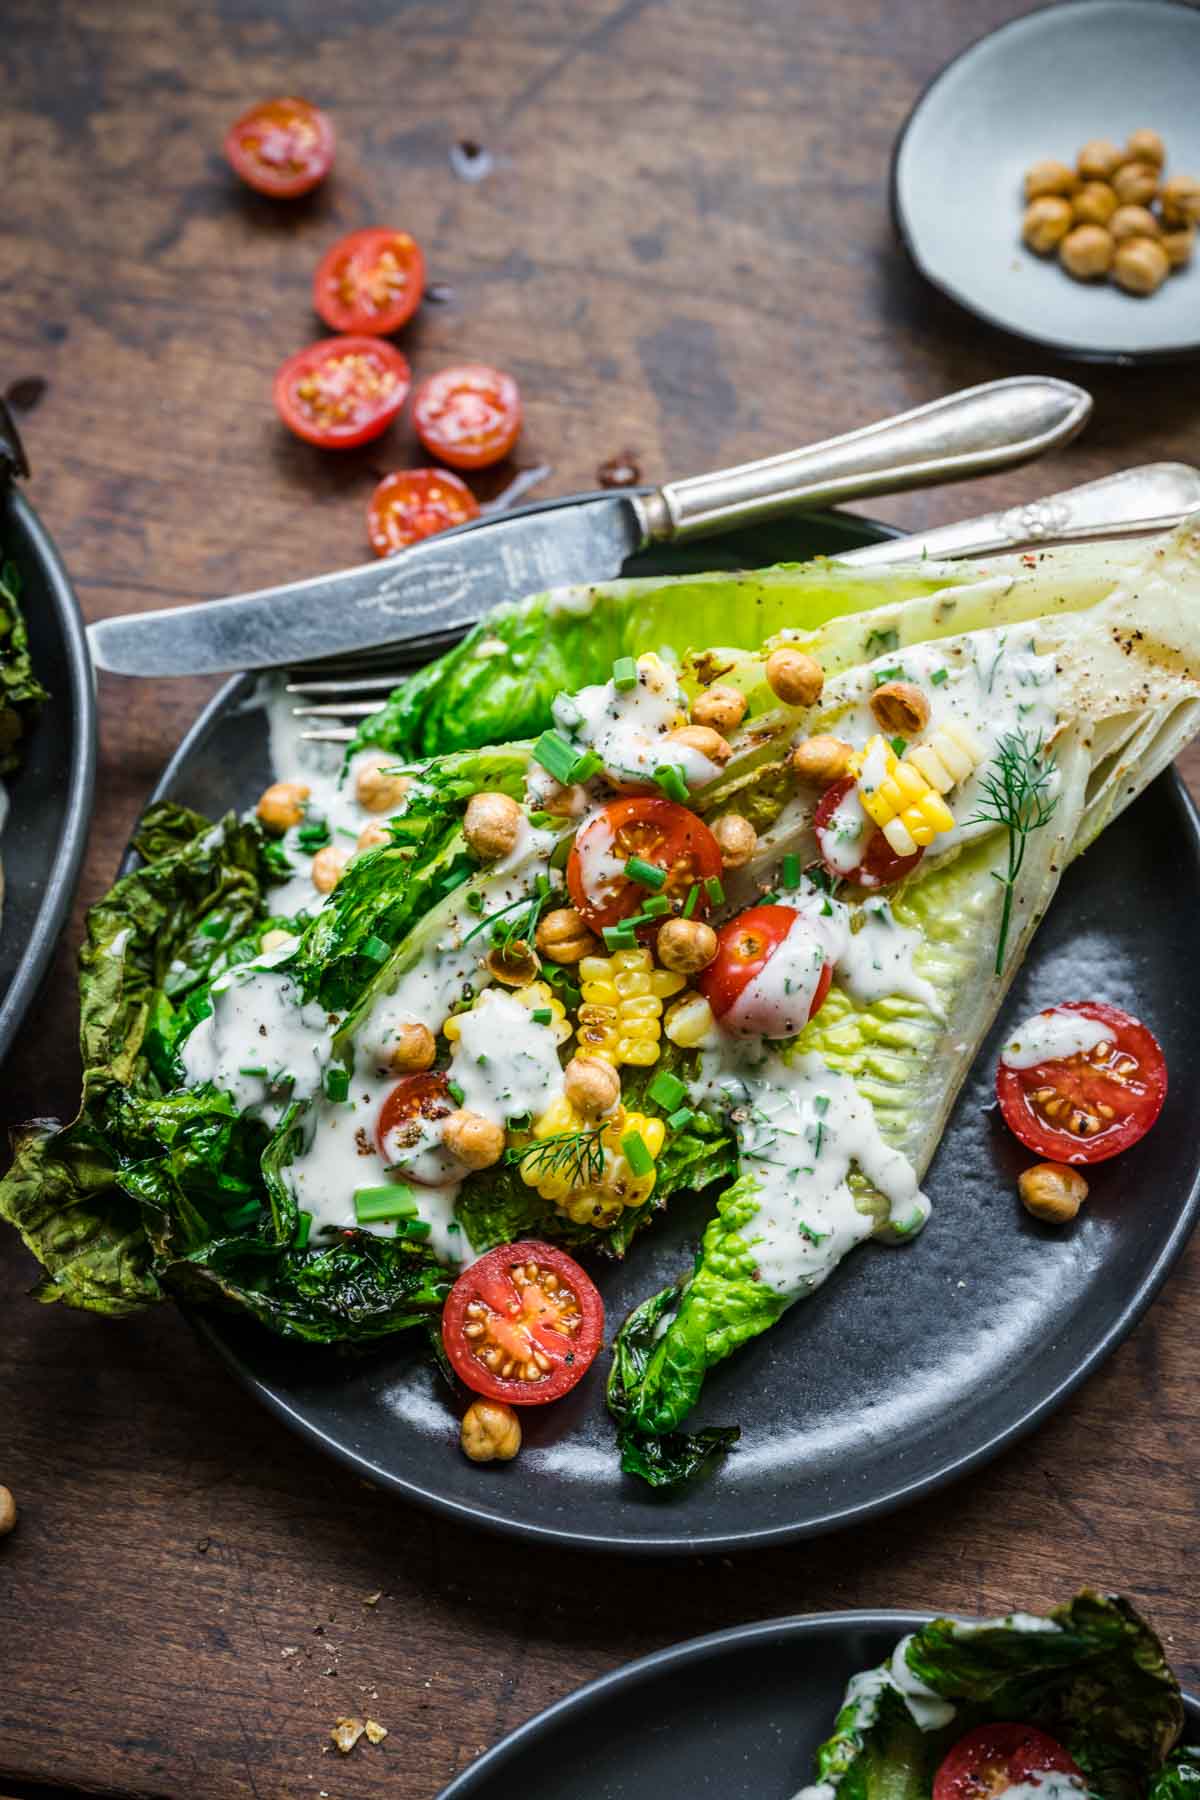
[507,1127,606,1187]
[967,730,1058,976]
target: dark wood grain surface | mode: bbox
[2,2,1199,1795]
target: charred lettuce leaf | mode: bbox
[803,1593,1184,1800]
[0,560,47,776]
[606,1282,740,1488]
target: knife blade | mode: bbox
[86,376,1091,677]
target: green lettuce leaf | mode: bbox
[0,559,48,775]
[1150,1750,1200,1800]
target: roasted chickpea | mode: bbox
[486,942,540,986]
[563,1054,621,1118]
[1162,225,1196,269]
[0,1485,16,1536]
[442,1109,505,1170]
[790,734,854,787]
[256,779,310,834]
[1111,160,1159,207]
[461,1399,521,1463]
[1024,157,1078,199]
[1109,203,1160,241]
[260,928,296,953]
[764,647,824,707]
[463,790,523,860]
[1019,1161,1088,1224]
[666,723,732,766]
[388,1021,436,1072]
[1126,128,1165,170]
[535,906,597,965]
[869,680,930,737]
[1070,182,1117,228]
[1023,196,1074,252]
[1161,174,1200,227]
[356,819,391,852]
[690,684,747,734]
[311,844,350,894]
[1058,223,1114,280]
[711,812,757,869]
[1113,235,1170,295]
[656,917,719,975]
[355,752,411,814]
[534,779,588,819]
[1076,139,1123,182]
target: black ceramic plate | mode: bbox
[0,483,96,1063]
[132,501,1200,1554]
[892,0,1200,365]
[438,1611,1200,1799]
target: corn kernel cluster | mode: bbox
[576,946,686,1067]
[518,1093,666,1225]
[850,721,985,857]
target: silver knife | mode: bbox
[88,377,1090,678]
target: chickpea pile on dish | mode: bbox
[1021,129,1199,296]
[255,750,414,893]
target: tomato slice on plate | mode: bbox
[274,335,411,449]
[376,1072,451,1174]
[367,468,480,556]
[699,903,832,1027]
[933,1723,1082,1800]
[566,797,723,931]
[313,228,425,335]
[412,363,522,469]
[996,1000,1166,1165]
[442,1240,604,1406]
[224,97,334,198]
[813,775,924,890]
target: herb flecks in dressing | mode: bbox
[552,655,720,790]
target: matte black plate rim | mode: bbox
[0,487,98,1061]
[437,1609,1200,1798]
[889,0,1200,369]
[124,499,1200,1556]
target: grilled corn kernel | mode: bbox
[664,992,714,1047]
[849,723,985,857]
[575,946,673,1067]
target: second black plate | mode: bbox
[137,504,1200,1553]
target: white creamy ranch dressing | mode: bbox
[180,946,332,1122]
[449,988,565,1120]
[781,875,943,1018]
[551,656,721,789]
[888,1635,956,1730]
[1001,1009,1108,1070]
[726,914,829,1039]
[691,1045,930,1298]
[1003,1778,1089,1800]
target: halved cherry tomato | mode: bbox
[224,97,335,198]
[274,336,410,450]
[934,1723,1082,1800]
[566,797,723,931]
[996,1000,1167,1166]
[442,1240,604,1406]
[814,775,924,890]
[412,364,522,469]
[699,904,832,1026]
[376,1072,451,1171]
[313,228,425,336]
[367,468,480,557]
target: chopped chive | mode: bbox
[602,922,637,951]
[930,668,948,686]
[648,1070,687,1109]
[535,872,552,898]
[621,1130,654,1177]
[362,933,390,963]
[336,825,359,843]
[781,853,800,890]
[448,1080,465,1105]
[354,1183,417,1224]
[814,1093,830,1116]
[890,736,908,757]
[704,875,725,906]
[529,810,558,829]
[568,748,603,783]
[758,891,778,905]
[222,1199,262,1230]
[237,1065,268,1078]
[625,855,667,890]
[531,1007,553,1025]
[612,655,638,690]
[666,1106,695,1132]
[532,730,579,784]
[294,1210,312,1250]
[323,1065,350,1103]
[398,1216,432,1240]
[682,883,700,918]
[466,889,485,913]
[642,894,671,916]
[653,763,689,804]
[872,665,903,687]
[297,819,331,852]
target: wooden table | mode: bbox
[3,2,1198,1794]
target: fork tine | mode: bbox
[301,727,357,743]
[285,674,406,695]
[291,701,383,718]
